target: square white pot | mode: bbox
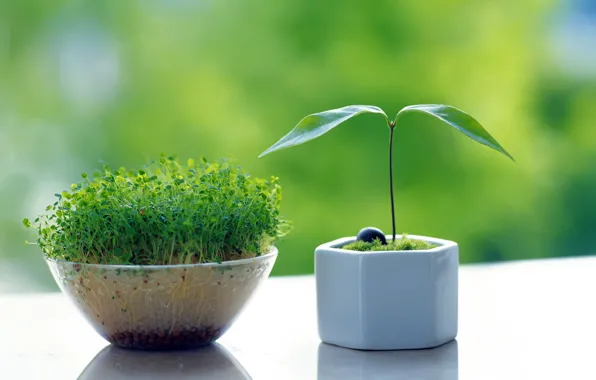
[315,234,458,350]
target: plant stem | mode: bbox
[389,122,396,242]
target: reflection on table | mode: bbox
[318,340,458,380]
[78,343,252,380]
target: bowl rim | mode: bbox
[44,246,278,270]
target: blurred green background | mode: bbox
[2,0,596,292]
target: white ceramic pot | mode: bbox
[315,235,458,350]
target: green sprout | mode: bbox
[24,155,289,265]
[259,104,514,244]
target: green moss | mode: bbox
[25,155,290,265]
[342,236,436,252]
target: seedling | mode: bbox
[259,104,514,248]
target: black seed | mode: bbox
[356,227,387,245]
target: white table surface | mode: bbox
[1,256,596,380]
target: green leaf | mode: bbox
[22,218,31,228]
[259,105,388,157]
[396,104,514,161]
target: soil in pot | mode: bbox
[108,326,221,350]
[342,236,436,252]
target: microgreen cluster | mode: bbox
[342,236,435,252]
[24,156,288,265]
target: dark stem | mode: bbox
[389,122,396,242]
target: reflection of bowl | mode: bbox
[46,249,277,350]
[318,340,458,380]
[78,343,252,379]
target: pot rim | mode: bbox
[44,246,278,269]
[317,234,457,254]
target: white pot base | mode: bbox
[320,337,457,352]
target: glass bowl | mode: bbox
[45,248,277,350]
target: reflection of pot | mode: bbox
[318,340,458,380]
[46,249,277,350]
[78,343,252,380]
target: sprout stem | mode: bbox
[389,122,396,242]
